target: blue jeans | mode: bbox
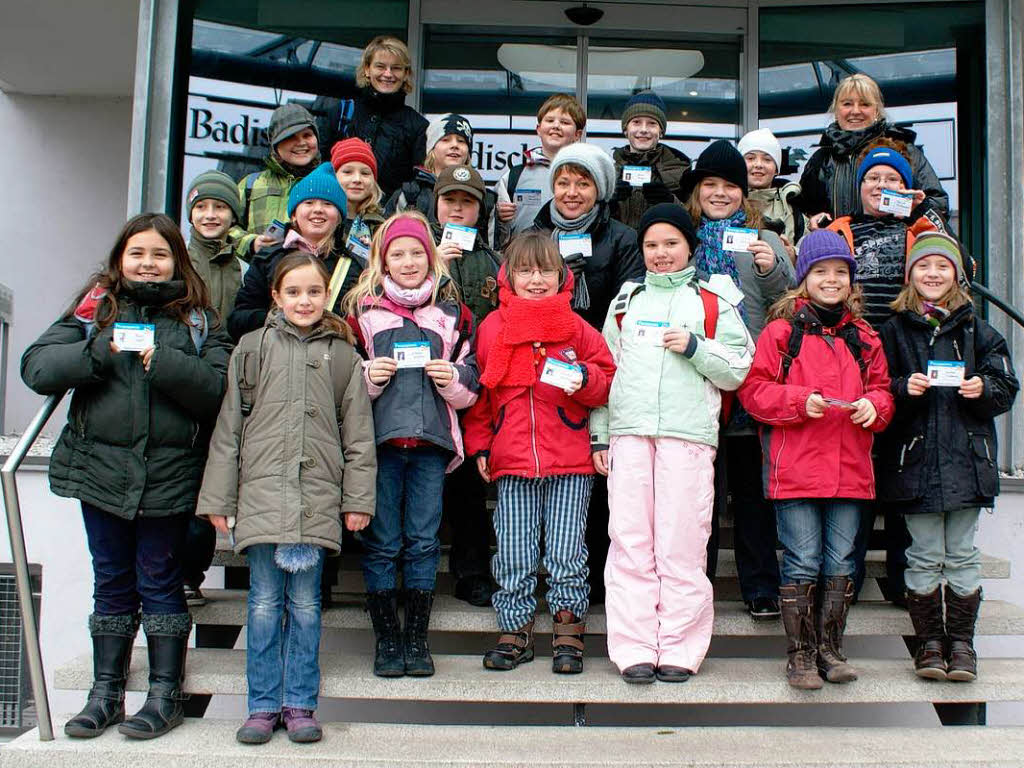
[81,502,188,615]
[245,544,325,713]
[361,444,448,592]
[775,499,862,583]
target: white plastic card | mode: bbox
[113,323,155,352]
[393,341,432,369]
[441,223,477,250]
[722,227,758,252]
[634,320,669,346]
[539,357,582,389]
[558,233,593,258]
[514,188,543,205]
[878,189,914,217]
[927,360,965,387]
[622,166,652,186]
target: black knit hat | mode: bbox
[678,139,749,201]
[638,203,699,254]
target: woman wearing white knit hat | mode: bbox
[738,128,805,261]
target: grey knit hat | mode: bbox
[186,170,243,223]
[549,143,617,202]
[268,103,318,147]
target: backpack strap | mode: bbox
[612,282,646,329]
[336,98,356,139]
[241,171,260,230]
[781,316,869,383]
[506,163,526,198]
[237,326,268,417]
[451,302,475,362]
[699,287,719,339]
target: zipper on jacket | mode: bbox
[899,435,922,470]
[528,389,541,477]
[953,339,962,361]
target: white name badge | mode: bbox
[927,360,965,387]
[622,166,652,186]
[723,227,759,252]
[441,223,477,251]
[113,323,155,352]
[558,233,593,258]
[539,357,582,389]
[878,189,914,217]
[514,188,543,205]
[393,341,432,369]
[635,320,669,346]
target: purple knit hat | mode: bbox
[795,230,857,284]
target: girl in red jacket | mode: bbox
[464,232,615,675]
[738,230,894,690]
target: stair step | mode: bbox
[209,548,1013,580]
[4,720,1023,768]
[191,591,1024,637]
[53,648,1024,705]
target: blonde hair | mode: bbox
[343,210,458,315]
[352,180,384,218]
[357,36,414,94]
[685,184,763,230]
[768,281,864,323]
[829,74,887,121]
[890,280,971,315]
[537,93,586,131]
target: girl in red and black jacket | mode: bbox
[738,230,894,691]
[463,232,615,676]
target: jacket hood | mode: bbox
[264,306,349,342]
[120,279,187,306]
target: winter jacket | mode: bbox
[463,268,615,479]
[749,178,805,246]
[188,233,245,323]
[320,87,429,199]
[494,147,553,245]
[351,291,479,471]
[196,310,376,553]
[878,305,1018,514]
[20,280,233,519]
[530,202,645,329]
[796,120,948,222]
[827,212,943,330]
[430,221,501,328]
[227,237,365,342]
[231,154,313,258]
[590,268,754,450]
[737,301,895,500]
[610,143,691,230]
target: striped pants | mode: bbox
[491,474,593,631]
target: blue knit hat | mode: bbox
[856,147,913,189]
[795,230,857,284]
[287,163,347,218]
[621,90,667,133]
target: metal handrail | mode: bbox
[1,393,64,742]
[973,282,1024,331]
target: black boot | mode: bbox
[906,587,947,680]
[945,585,981,682]
[118,613,190,739]
[817,576,857,683]
[403,589,435,677]
[366,590,404,677]
[65,614,138,738]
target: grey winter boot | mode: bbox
[118,612,191,739]
[780,582,823,690]
[64,614,139,738]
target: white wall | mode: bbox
[0,92,133,436]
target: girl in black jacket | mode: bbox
[879,232,1018,684]
[21,214,232,740]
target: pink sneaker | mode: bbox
[282,708,322,743]
[235,711,278,744]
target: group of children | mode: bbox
[20,44,1019,746]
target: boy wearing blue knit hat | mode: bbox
[610,90,691,229]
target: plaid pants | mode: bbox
[491,474,593,631]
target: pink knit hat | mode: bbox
[381,216,434,259]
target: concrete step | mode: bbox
[53,648,1024,705]
[4,720,1024,767]
[210,547,1013,580]
[190,591,1024,637]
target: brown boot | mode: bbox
[906,587,947,680]
[551,610,585,674]
[817,576,857,684]
[482,620,535,671]
[780,583,823,690]
[945,585,981,682]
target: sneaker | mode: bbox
[282,708,322,743]
[185,587,207,607]
[747,596,780,621]
[236,711,278,744]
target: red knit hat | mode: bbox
[330,138,378,179]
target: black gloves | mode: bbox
[641,179,673,205]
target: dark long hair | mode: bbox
[66,213,211,329]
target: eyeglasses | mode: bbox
[514,268,559,279]
[371,63,406,75]
[862,173,904,187]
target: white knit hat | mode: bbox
[549,143,617,202]
[737,128,782,172]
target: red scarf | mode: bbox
[480,284,578,388]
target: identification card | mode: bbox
[514,188,543,205]
[263,219,287,242]
[878,189,914,217]
[346,231,370,260]
[558,233,593,258]
[927,360,965,387]
[441,223,477,251]
[393,341,432,369]
[622,166,652,186]
[723,227,758,252]
[113,323,155,352]
[635,320,669,346]
[824,397,856,410]
[539,357,582,389]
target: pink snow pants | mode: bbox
[604,435,716,672]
